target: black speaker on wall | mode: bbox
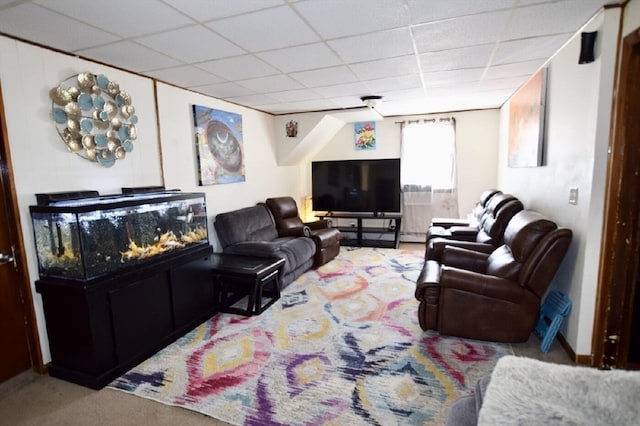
[579,31,598,64]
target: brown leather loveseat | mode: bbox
[415,210,572,342]
[266,196,341,266]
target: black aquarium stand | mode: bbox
[317,212,402,249]
[36,244,216,389]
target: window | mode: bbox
[400,119,458,236]
[401,120,456,190]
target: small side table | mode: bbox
[211,254,285,316]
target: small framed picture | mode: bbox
[354,121,376,150]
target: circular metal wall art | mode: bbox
[49,72,138,167]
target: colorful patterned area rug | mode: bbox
[109,247,513,425]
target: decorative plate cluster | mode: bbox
[49,72,138,167]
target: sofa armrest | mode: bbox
[440,266,525,304]
[278,226,311,237]
[448,226,480,239]
[305,219,332,230]
[441,247,489,272]
[224,241,283,258]
[415,260,441,301]
[431,217,472,229]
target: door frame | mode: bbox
[0,84,44,374]
[593,26,640,370]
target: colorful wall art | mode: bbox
[508,68,548,167]
[192,105,245,185]
[354,121,376,150]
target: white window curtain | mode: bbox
[400,119,459,236]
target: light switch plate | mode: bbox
[569,187,578,205]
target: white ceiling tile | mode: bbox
[257,43,343,73]
[197,55,279,80]
[236,74,304,92]
[328,96,364,108]
[146,65,224,87]
[377,88,427,102]
[287,98,341,111]
[207,6,319,51]
[290,66,358,88]
[376,96,429,116]
[293,0,410,39]
[504,0,602,40]
[34,0,193,38]
[350,56,420,80]
[268,89,322,102]
[255,102,300,113]
[196,82,255,98]
[422,68,485,88]
[364,75,424,93]
[136,25,244,63]
[312,82,371,98]
[0,0,618,115]
[328,28,415,63]
[228,93,280,106]
[406,0,515,24]
[483,59,545,79]
[0,3,118,51]
[413,10,510,53]
[493,34,570,65]
[419,44,495,73]
[163,0,285,22]
[428,77,527,96]
[77,41,182,72]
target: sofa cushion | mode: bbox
[214,204,278,249]
[278,237,316,276]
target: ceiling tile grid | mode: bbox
[0,0,620,116]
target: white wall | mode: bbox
[624,0,640,37]
[311,109,500,217]
[0,35,164,363]
[156,82,305,251]
[497,8,621,355]
[0,37,306,364]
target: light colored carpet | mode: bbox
[479,355,640,425]
[110,247,513,425]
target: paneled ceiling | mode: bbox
[0,0,621,116]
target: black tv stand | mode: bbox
[317,212,402,249]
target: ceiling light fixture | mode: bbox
[360,95,383,109]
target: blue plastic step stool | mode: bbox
[534,290,572,353]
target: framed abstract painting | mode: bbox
[508,67,548,167]
[192,105,245,185]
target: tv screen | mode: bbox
[312,159,401,213]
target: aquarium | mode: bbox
[30,191,209,281]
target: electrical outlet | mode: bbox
[569,187,578,205]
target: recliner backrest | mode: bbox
[471,189,502,222]
[214,204,278,249]
[486,210,558,282]
[475,194,523,244]
[478,199,524,243]
[265,196,305,232]
[519,227,572,297]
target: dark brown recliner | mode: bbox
[415,210,572,343]
[425,195,524,261]
[265,196,340,266]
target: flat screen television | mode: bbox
[311,158,401,214]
